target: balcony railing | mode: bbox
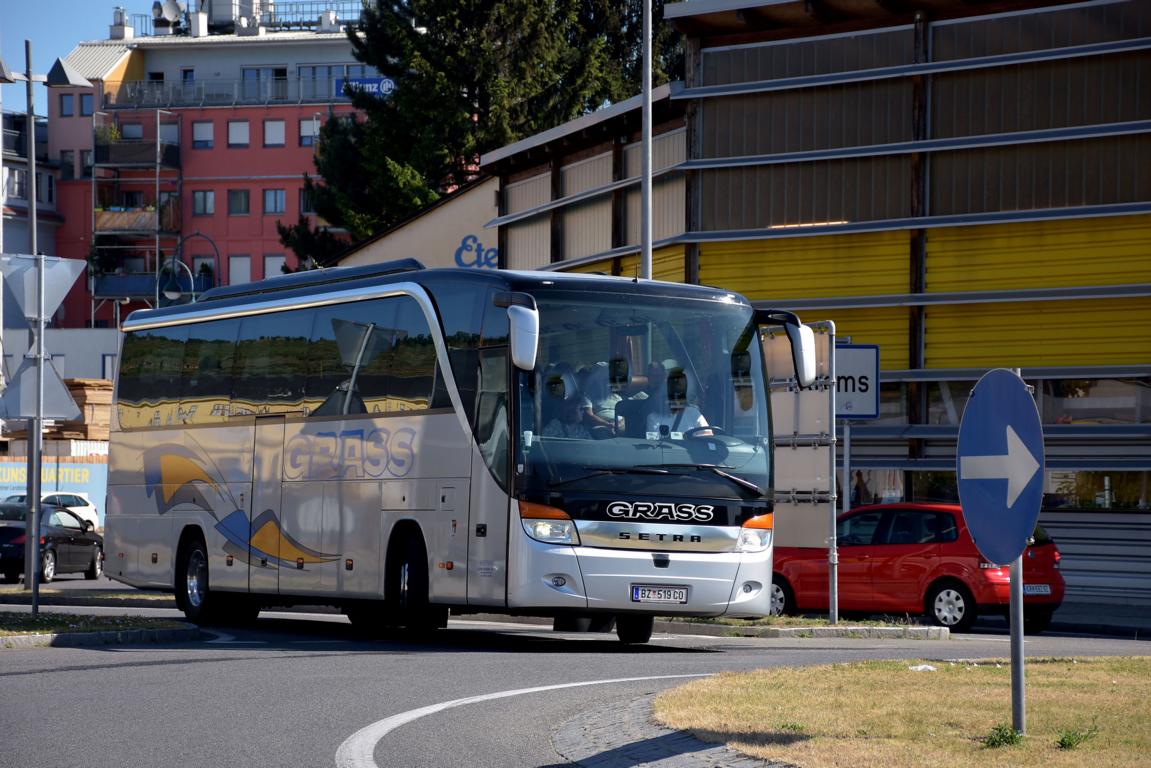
[93,271,213,300]
[103,77,365,109]
[94,139,180,168]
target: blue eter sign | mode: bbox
[956,369,1045,565]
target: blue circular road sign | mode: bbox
[956,369,1045,565]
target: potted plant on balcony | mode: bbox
[93,123,121,145]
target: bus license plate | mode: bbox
[632,585,689,604]
[1023,584,1052,595]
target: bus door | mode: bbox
[249,415,286,593]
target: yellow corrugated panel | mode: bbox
[564,258,615,275]
[812,307,910,370]
[699,231,910,300]
[617,246,685,283]
[927,214,1151,292]
[925,298,1151,368]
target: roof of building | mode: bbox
[62,43,132,81]
[480,84,680,172]
[65,30,353,80]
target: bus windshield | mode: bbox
[514,291,771,507]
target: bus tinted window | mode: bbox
[233,310,312,416]
[307,298,398,416]
[118,325,188,428]
[181,318,239,424]
[384,297,437,412]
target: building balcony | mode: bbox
[94,140,180,168]
[94,203,180,234]
[92,271,213,300]
[101,76,376,109]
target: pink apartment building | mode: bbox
[50,2,370,327]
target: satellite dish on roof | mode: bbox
[153,0,182,21]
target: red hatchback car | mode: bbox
[771,503,1065,633]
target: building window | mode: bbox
[263,188,285,215]
[193,190,215,216]
[59,149,75,181]
[227,120,249,148]
[263,119,285,147]
[59,93,74,117]
[122,190,143,208]
[227,189,250,215]
[264,253,286,278]
[6,168,27,200]
[159,123,179,145]
[79,93,94,116]
[299,187,316,214]
[192,121,213,149]
[241,66,288,101]
[121,123,144,140]
[299,117,318,147]
[80,149,93,178]
[229,254,252,285]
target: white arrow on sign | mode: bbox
[959,425,1041,508]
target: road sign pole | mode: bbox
[1010,554,1025,732]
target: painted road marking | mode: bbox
[334,674,709,768]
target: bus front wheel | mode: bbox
[386,533,446,633]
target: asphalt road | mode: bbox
[1,605,1147,768]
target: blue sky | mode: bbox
[2,1,157,115]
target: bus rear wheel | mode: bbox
[615,615,654,644]
[177,535,215,624]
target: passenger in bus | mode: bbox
[542,366,592,439]
[580,362,622,432]
[645,365,709,437]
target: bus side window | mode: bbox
[233,310,312,416]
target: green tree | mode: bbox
[280,0,681,267]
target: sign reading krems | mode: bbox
[957,369,1045,565]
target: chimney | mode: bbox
[110,6,135,40]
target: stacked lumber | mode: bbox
[56,379,113,441]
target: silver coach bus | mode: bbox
[105,260,813,643]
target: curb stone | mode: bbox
[1,626,201,649]
[554,691,790,767]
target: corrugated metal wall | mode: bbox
[1040,510,1151,605]
[506,218,550,270]
[926,215,1151,291]
[505,172,550,214]
[925,297,1151,369]
[563,199,613,260]
[699,231,909,298]
[619,245,685,283]
[923,215,1151,368]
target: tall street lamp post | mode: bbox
[0,43,90,609]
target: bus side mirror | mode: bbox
[786,322,817,388]
[755,309,816,388]
[507,304,539,371]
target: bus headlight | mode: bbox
[519,501,581,546]
[737,513,773,553]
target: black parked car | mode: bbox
[0,503,103,583]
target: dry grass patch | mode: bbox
[653,657,1151,768]
[0,611,187,636]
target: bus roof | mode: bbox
[124,259,749,330]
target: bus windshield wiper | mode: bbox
[552,466,670,488]
[640,464,766,497]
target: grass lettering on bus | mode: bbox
[285,427,417,480]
